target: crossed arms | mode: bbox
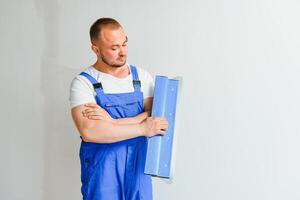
[71,97,168,143]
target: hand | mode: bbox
[82,103,113,122]
[140,117,168,137]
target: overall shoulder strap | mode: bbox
[79,72,103,95]
[130,65,141,92]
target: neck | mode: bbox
[92,60,129,78]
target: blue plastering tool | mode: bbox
[144,75,180,179]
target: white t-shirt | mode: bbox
[69,64,154,108]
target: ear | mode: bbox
[91,44,100,55]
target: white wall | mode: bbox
[1,0,300,199]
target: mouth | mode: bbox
[117,56,126,61]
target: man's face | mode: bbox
[94,27,128,68]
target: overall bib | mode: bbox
[79,65,152,200]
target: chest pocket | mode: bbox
[103,100,143,119]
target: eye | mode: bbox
[111,48,117,51]
[122,43,127,47]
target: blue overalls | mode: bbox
[79,65,152,200]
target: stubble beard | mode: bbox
[101,52,127,68]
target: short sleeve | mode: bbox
[69,75,96,108]
[138,68,154,99]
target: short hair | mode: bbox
[89,18,122,42]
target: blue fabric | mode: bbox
[79,65,152,200]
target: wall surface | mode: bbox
[1,0,300,199]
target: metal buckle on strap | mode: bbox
[93,83,103,89]
[133,80,141,87]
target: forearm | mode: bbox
[81,120,144,143]
[72,104,167,143]
[114,111,150,125]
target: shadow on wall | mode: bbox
[36,0,82,199]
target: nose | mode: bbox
[119,46,127,56]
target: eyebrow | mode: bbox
[111,36,128,47]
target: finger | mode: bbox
[152,118,167,124]
[152,118,165,123]
[85,103,98,106]
[152,117,162,121]
[86,111,104,117]
[156,121,168,127]
[160,128,167,132]
[84,108,101,114]
[87,115,103,120]
[82,108,95,114]
[86,106,105,113]
[154,118,168,124]
[84,103,100,108]
[153,117,167,121]
[83,110,96,116]
[83,109,96,115]
[157,124,168,131]
[156,130,166,135]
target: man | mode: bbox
[69,18,168,200]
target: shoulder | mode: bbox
[69,67,97,108]
[133,65,153,81]
[69,66,99,95]
[131,65,155,98]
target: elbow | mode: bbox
[79,130,93,142]
[78,128,92,142]
[78,122,96,142]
